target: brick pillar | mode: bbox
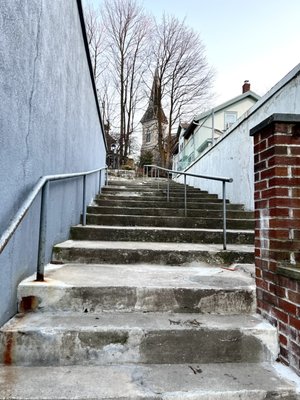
[250,114,300,375]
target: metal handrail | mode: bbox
[0,166,107,281]
[143,164,233,250]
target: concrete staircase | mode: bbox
[1,178,299,399]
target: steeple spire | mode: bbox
[140,69,167,124]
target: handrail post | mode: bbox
[36,181,49,281]
[105,168,108,186]
[184,174,187,217]
[99,170,102,194]
[82,174,87,226]
[157,169,160,189]
[222,181,227,250]
[167,172,170,202]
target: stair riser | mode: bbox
[17,286,256,314]
[70,227,254,244]
[86,215,254,230]
[87,206,253,219]
[95,200,244,210]
[0,327,270,366]
[52,247,254,265]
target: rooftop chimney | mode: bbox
[242,80,250,93]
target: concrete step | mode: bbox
[99,194,222,202]
[102,186,208,194]
[70,225,254,244]
[0,312,277,366]
[86,214,254,230]
[1,363,299,399]
[95,198,245,210]
[101,189,215,196]
[52,241,254,265]
[87,206,254,219]
[106,180,187,187]
[18,263,255,314]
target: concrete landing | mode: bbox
[53,240,254,265]
[17,263,255,313]
[0,363,299,399]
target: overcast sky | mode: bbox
[87,0,300,106]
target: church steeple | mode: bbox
[140,69,167,124]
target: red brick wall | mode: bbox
[251,115,300,375]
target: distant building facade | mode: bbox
[173,81,260,171]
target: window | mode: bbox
[224,111,237,130]
[146,130,151,143]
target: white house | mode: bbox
[173,81,260,171]
[173,64,300,210]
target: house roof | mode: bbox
[183,90,260,140]
[183,120,199,140]
[140,70,168,124]
[176,122,189,137]
[194,90,260,121]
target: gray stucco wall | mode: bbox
[176,64,300,210]
[0,0,106,326]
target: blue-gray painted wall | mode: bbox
[0,0,106,326]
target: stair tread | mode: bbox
[18,263,255,314]
[74,224,254,233]
[89,205,252,212]
[54,240,254,252]
[20,262,255,289]
[0,363,299,399]
[87,213,254,221]
[0,311,277,366]
[53,241,254,265]
[1,311,273,332]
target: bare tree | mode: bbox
[84,2,106,87]
[152,15,214,167]
[102,0,150,165]
[84,2,213,168]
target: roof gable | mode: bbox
[194,91,260,122]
